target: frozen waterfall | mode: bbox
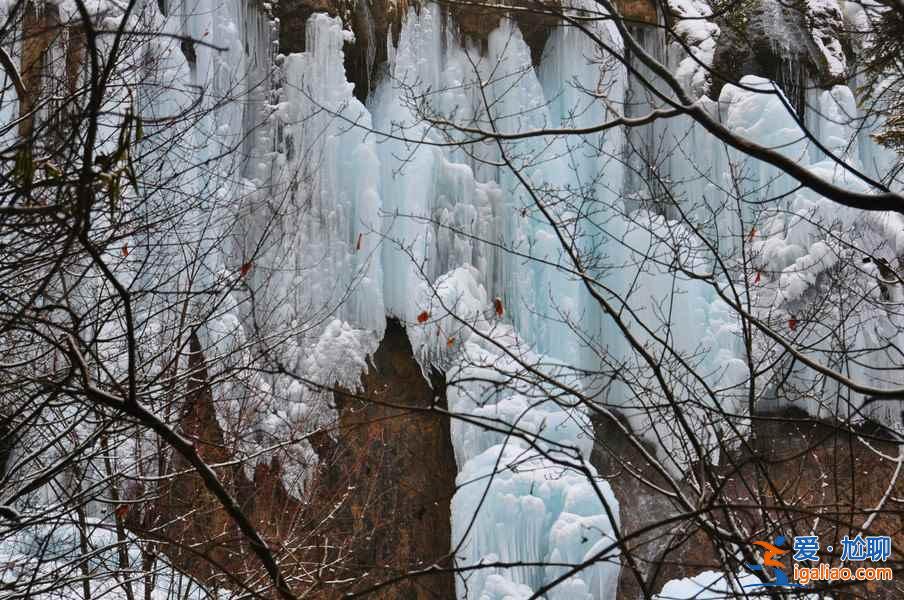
[250,3,904,597]
[4,0,899,596]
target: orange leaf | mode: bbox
[114,504,129,519]
[240,261,252,277]
[416,310,429,324]
[355,232,363,251]
[446,337,455,348]
[788,318,798,331]
[748,226,757,242]
[121,244,129,257]
[493,297,504,318]
[754,271,761,284]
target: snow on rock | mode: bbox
[804,0,847,81]
[189,5,904,597]
[715,73,904,423]
[776,240,838,304]
[714,76,809,247]
[59,3,896,596]
[654,568,825,599]
[300,318,381,390]
[668,0,720,96]
[654,570,756,599]
[9,0,904,596]
[223,7,904,583]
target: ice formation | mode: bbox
[259,4,902,595]
[267,8,628,594]
[4,0,904,597]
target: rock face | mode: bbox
[330,318,457,599]
[139,321,456,598]
[137,334,306,584]
[276,0,658,100]
[709,0,850,110]
[619,0,658,25]
[135,327,903,600]
[592,409,904,599]
[140,3,890,598]
[590,412,717,600]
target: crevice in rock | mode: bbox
[138,320,457,598]
[330,317,457,599]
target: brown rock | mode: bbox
[141,321,457,599]
[615,0,658,25]
[330,318,457,599]
[592,408,904,599]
